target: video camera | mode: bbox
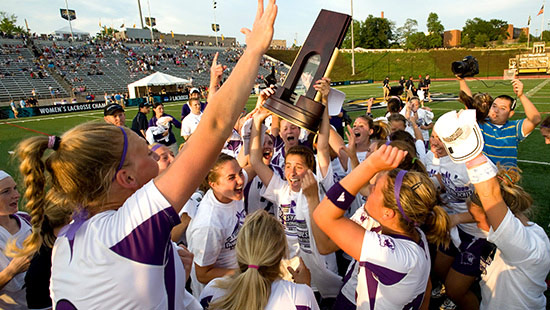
[452,56,479,78]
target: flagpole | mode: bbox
[350,0,355,76]
[146,0,154,42]
[540,0,546,41]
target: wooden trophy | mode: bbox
[264,9,351,133]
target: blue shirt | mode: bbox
[479,119,525,167]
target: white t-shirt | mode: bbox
[180,113,202,137]
[186,182,247,298]
[50,181,201,310]
[0,213,31,310]
[412,108,434,141]
[356,228,430,310]
[244,165,283,215]
[199,278,320,310]
[425,153,486,239]
[480,210,550,310]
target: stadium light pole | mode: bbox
[146,0,154,42]
[64,0,75,42]
[137,0,145,29]
[213,1,219,46]
[350,0,355,75]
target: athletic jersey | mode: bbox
[480,210,550,310]
[199,278,320,310]
[186,177,247,298]
[180,113,202,137]
[479,119,525,167]
[356,228,430,310]
[340,208,381,305]
[260,162,332,259]
[424,153,485,239]
[0,213,31,310]
[50,181,201,310]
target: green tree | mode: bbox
[427,33,443,48]
[518,32,528,43]
[0,12,26,35]
[359,15,395,49]
[474,33,490,47]
[462,17,508,47]
[342,19,363,49]
[427,13,444,35]
[406,32,428,49]
[396,18,418,46]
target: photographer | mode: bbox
[457,76,541,167]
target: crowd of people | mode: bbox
[1,2,549,310]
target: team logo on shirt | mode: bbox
[279,201,297,237]
[295,219,311,254]
[225,210,247,250]
[377,235,395,250]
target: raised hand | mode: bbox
[364,144,406,172]
[287,256,311,286]
[301,169,319,199]
[210,52,226,86]
[240,0,278,54]
[256,85,276,109]
[313,77,331,101]
[342,125,356,157]
[512,79,524,97]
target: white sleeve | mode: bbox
[294,283,321,310]
[488,209,546,265]
[260,173,286,204]
[188,225,224,267]
[415,139,428,166]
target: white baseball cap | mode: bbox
[434,109,484,163]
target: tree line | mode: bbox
[341,12,534,50]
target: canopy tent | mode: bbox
[127,72,191,99]
[53,26,90,40]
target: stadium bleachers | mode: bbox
[0,38,70,103]
[0,38,288,104]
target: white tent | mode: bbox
[127,72,191,98]
[53,26,90,40]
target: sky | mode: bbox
[2,0,546,46]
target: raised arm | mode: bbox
[155,0,278,212]
[207,52,225,103]
[456,75,472,97]
[250,107,275,186]
[513,79,541,136]
[313,77,331,178]
[465,155,508,230]
[313,145,406,260]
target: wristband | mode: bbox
[466,160,497,184]
[326,182,354,211]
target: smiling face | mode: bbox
[210,160,245,203]
[0,176,20,216]
[280,120,301,148]
[189,99,201,115]
[430,132,447,158]
[153,104,165,118]
[104,111,126,127]
[353,118,373,146]
[284,154,309,192]
[489,97,514,125]
[262,135,275,164]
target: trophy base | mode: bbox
[264,95,325,133]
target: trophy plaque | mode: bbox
[264,10,351,133]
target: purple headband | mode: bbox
[394,170,415,225]
[151,144,163,152]
[541,124,550,129]
[113,127,128,180]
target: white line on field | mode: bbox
[526,79,550,97]
[518,159,550,166]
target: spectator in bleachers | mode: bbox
[103,103,126,127]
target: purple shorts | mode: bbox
[439,227,495,277]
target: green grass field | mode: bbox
[1,78,549,234]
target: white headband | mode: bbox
[0,170,11,182]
